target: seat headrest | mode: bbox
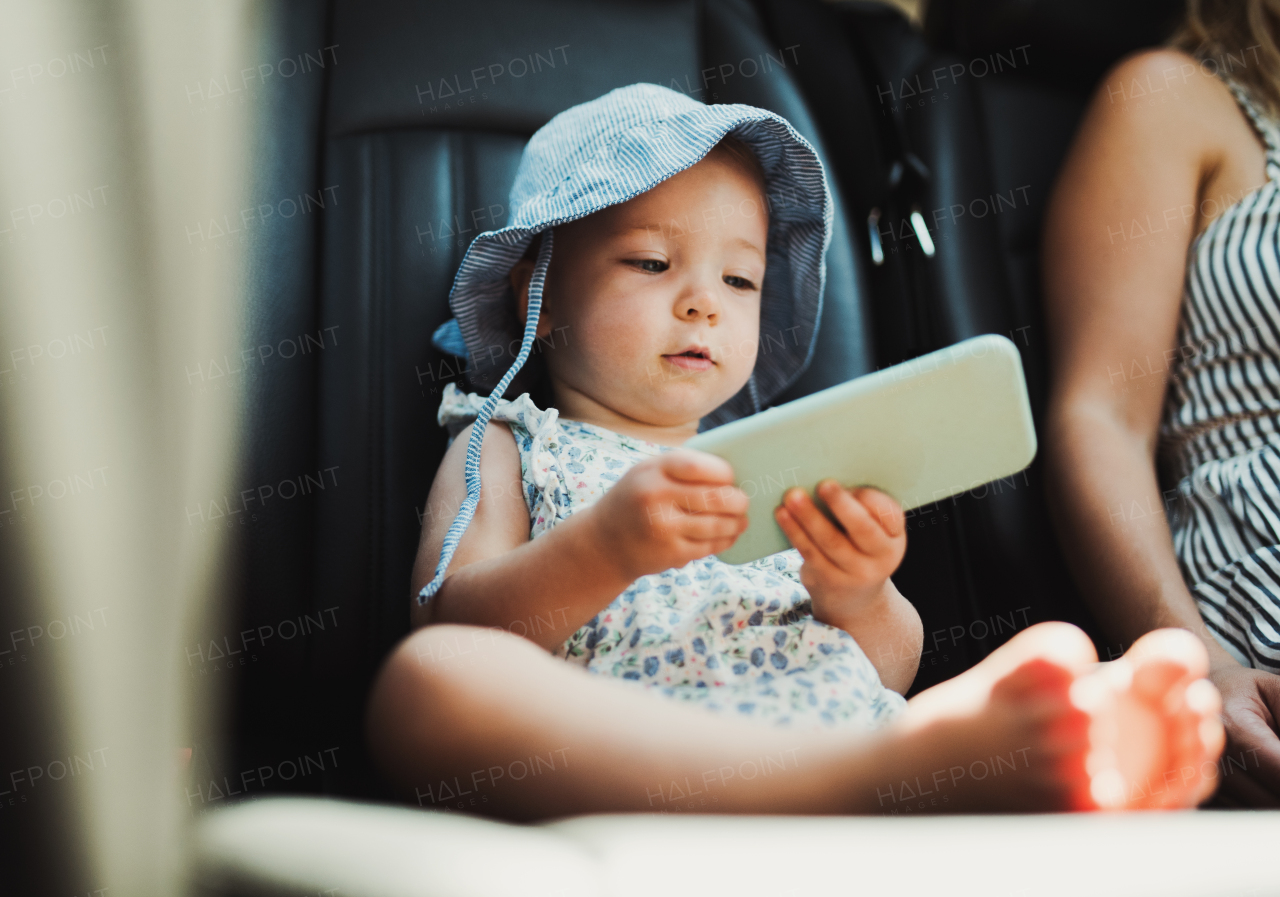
[924,0,1186,91]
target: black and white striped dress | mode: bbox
[1162,79,1280,672]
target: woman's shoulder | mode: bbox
[1062,48,1255,196]
[1106,47,1202,80]
[1091,48,1245,131]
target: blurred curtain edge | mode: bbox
[0,1,254,894]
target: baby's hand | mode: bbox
[589,449,749,581]
[773,480,906,626]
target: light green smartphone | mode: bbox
[684,334,1037,565]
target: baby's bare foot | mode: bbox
[868,622,1223,813]
[1075,628,1224,809]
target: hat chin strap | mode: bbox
[418,229,555,606]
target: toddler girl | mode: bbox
[368,84,1224,818]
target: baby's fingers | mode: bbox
[659,448,735,486]
[818,481,900,557]
[677,512,748,546]
[681,481,749,517]
[774,504,838,574]
[853,487,905,538]
[778,487,858,569]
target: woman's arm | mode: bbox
[1043,49,1240,665]
[1044,50,1280,804]
[409,420,636,650]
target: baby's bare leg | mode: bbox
[365,624,888,819]
[365,622,1222,820]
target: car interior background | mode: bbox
[216,0,1187,803]
[5,1,1277,896]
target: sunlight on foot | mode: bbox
[895,622,1224,813]
[1076,628,1225,810]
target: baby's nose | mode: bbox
[679,284,721,320]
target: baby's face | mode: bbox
[524,150,768,431]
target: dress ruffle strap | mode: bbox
[436,381,565,534]
[523,405,563,532]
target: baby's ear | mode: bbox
[510,259,553,337]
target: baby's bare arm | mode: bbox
[826,579,922,695]
[410,421,634,651]
[412,429,749,652]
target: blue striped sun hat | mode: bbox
[420,82,833,604]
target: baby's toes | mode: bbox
[1178,679,1225,806]
[1146,718,1210,808]
[1071,664,1170,809]
[1125,628,1210,694]
[1139,678,1224,809]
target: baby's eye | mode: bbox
[626,258,668,273]
[724,274,758,291]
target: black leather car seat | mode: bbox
[204,0,891,802]
[201,0,1188,806]
[742,0,1186,689]
[903,0,1186,666]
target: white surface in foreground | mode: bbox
[195,796,1280,897]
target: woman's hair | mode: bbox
[1172,0,1280,117]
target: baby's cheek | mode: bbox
[583,313,651,362]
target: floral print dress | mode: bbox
[439,382,907,731]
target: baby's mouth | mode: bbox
[661,347,714,372]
